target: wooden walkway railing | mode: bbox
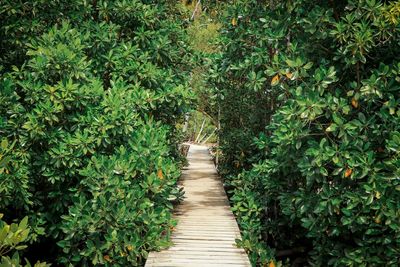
[145,144,251,267]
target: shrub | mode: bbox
[0,1,193,265]
[0,0,87,71]
[213,0,400,265]
[0,215,49,267]
[58,120,181,266]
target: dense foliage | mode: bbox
[0,214,49,266]
[0,1,193,265]
[2,0,400,266]
[211,0,400,266]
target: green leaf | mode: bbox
[326,123,338,132]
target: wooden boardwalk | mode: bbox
[145,144,251,267]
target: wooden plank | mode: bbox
[172,226,239,230]
[148,264,247,267]
[173,231,240,234]
[163,247,243,252]
[148,255,248,261]
[146,258,250,264]
[145,145,251,267]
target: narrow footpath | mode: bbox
[145,144,251,267]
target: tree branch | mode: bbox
[191,0,201,21]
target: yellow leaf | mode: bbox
[375,191,381,199]
[126,245,134,251]
[271,74,280,86]
[231,17,237,26]
[351,98,359,108]
[157,169,164,179]
[344,168,353,178]
[374,215,381,224]
[269,261,276,267]
[103,255,111,262]
[285,72,293,79]
[335,208,340,215]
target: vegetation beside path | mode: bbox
[1,1,193,266]
[210,1,400,266]
[1,0,400,266]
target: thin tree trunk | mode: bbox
[191,0,201,20]
[201,128,216,144]
[195,118,206,143]
[198,132,208,144]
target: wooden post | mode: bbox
[216,105,220,167]
[182,113,189,133]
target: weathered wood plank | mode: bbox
[145,145,251,267]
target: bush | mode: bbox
[0,1,193,265]
[0,0,86,71]
[58,120,181,266]
[0,215,49,267]
[212,0,400,265]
